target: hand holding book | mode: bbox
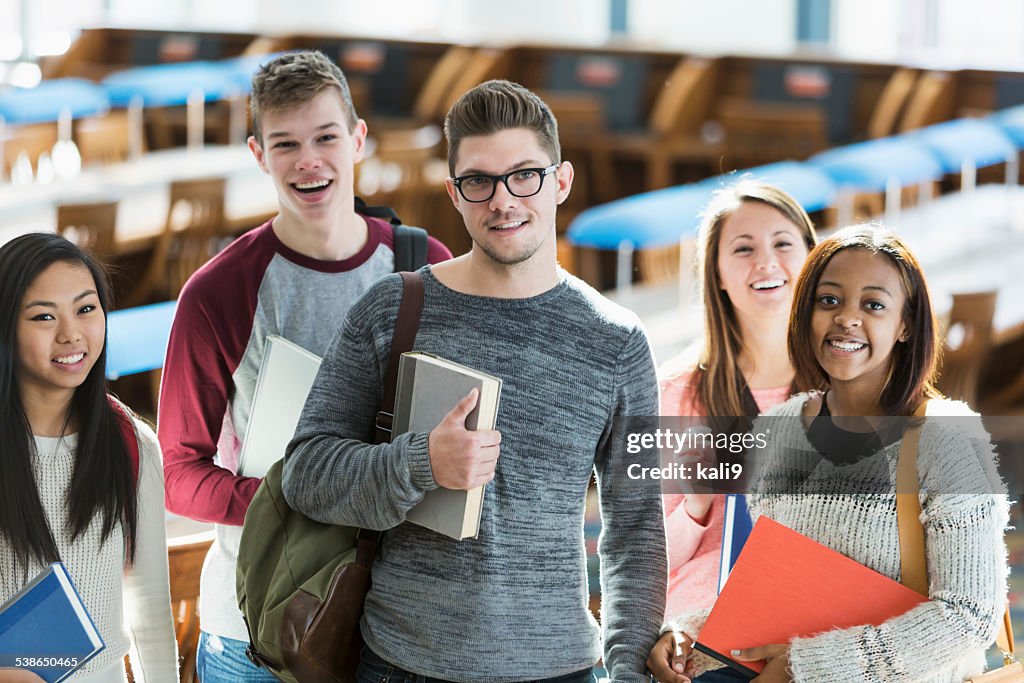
[646,630,697,683]
[427,388,502,491]
[393,352,503,539]
[0,671,46,682]
[731,645,792,682]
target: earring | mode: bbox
[900,333,910,342]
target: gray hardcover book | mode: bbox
[238,335,322,478]
[393,352,502,540]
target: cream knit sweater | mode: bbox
[0,418,177,682]
[746,395,1010,682]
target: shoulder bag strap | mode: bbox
[374,271,425,445]
[896,400,1015,658]
[358,271,426,556]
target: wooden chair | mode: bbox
[938,290,998,408]
[636,237,699,289]
[168,532,214,683]
[556,236,578,277]
[717,97,828,169]
[56,200,119,263]
[76,111,138,165]
[412,46,476,123]
[543,90,607,224]
[440,48,510,114]
[899,71,957,133]
[126,177,227,307]
[2,122,58,178]
[979,322,1024,416]
[357,126,445,231]
[590,57,721,201]
[867,68,919,139]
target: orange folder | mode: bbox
[694,516,928,678]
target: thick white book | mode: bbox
[393,352,502,540]
[238,335,322,478]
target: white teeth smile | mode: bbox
[829,340,866,352]
[492,221,524,230]
[54,353,84,364]
[294,179,330,190]
[752,279,785,290]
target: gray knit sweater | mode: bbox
[282,267,666,683]
[749,395,1009,682]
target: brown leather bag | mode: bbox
[896,402,1021,682]
[237,272,425,683]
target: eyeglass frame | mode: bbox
[450,163,561,203]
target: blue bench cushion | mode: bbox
[106,301,177,380]
[905,118,1016,173]
[703,160,836,213]
[0,78,110,125]
[990,104,1024,148]
[810,137,943,191]
[568,184,714,250]
[568,161,835,251]
[102,62,244,107]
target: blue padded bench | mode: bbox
[990,104,1024,149]
[106,301,176,380]
[0,78,110,125]
[567,160,836,292]
[701,160,837,213]
[906,118,1018,186]
[102,61,245,107]
[809,137,944,225]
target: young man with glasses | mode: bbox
[157,51,450,682]
[283,79,665,682]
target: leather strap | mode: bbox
[375,272,425,445]
[896,400,1015,657]
[896,401,929,596]
[358,272,425,560]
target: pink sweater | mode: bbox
[659,360,790,621]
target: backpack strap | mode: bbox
[374,272,425,444]
[355,196,401,226]
[392,224,430,273]
[108,397,140,483]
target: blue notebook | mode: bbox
[717,494,753,594]
[0,562,105,682]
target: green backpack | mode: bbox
[236,269,424,683]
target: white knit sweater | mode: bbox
[0,418,178,682]
[746,395,1010,683]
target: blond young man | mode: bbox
[157,51,450,681]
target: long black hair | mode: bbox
[0,233,138,572]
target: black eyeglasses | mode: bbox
[451,164,559,203]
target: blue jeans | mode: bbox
[356,646,597,683]
[196,631,280,683]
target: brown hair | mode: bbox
[250,50,358,144]
[691,181,818,417]
[788,224,941,415]
[443,79,560,175]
